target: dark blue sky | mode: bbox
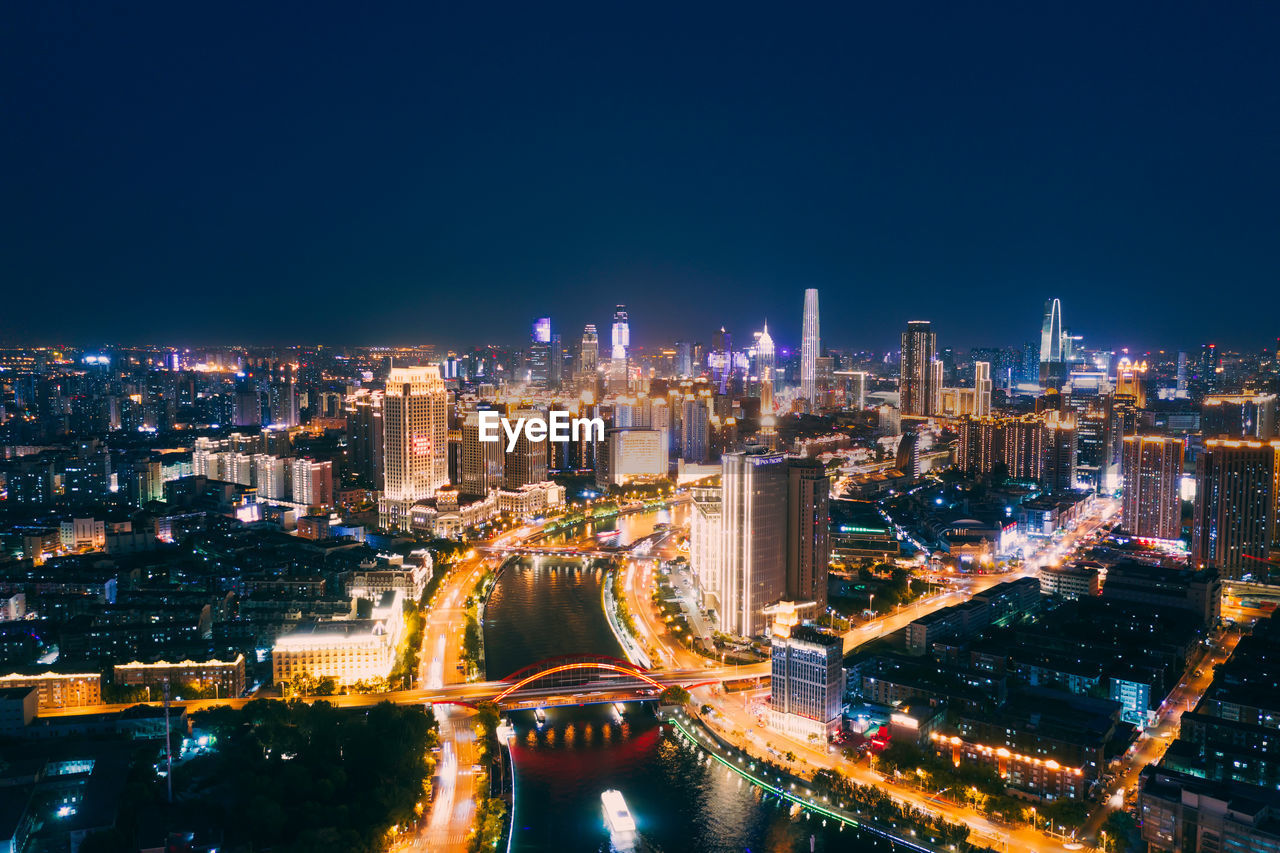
[4,3,1278,353]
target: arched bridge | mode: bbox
[493,654,666,703]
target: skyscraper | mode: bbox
[974,361,993,417]
[610,305,629,391]
[1039,298,1068,387]
[786,458,829,610]
[503,408,549,489]
[800,289,820,407]
[899,320,937,416]
[715,448,788,637]
[579,324,599,391]
[1041,411,1078,492]
[769,623,844,739]
[1122,435,1184,541]
[460,410,504,496]
[1192,438,1280,581]
[757,323,776,446]
[379,366,449,530]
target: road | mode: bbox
[1079,624,1242,840]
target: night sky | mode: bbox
[4,4,1279,352]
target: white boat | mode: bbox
[613,702,626,718]
[535,708,546,726]
[602,789,637,834]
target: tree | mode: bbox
[659,686,691,706]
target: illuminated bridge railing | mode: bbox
[493,654,663,702]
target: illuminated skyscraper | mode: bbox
[504,407,549,489]
[579,324,599,390]
[1202,394,1277,439]
[1192,438,1280,581]
[800,289,820,406]
[929,359,944,416]
[1039,298,1068,387]
[717,448,788,637]
[610,305,629,390]
[1041,411,1077,492]
[379,366,449,530]
[974,361,992,417]
[1122,435,1184,540]
[460,410,504,496]
[786,457,829,610]
[899,320,936,416]
[757,323,776,445]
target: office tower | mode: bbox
[233,383,261,427]
[974,361,993,417]
[899,320,937,416]
[836,371,867,410]
[769,624,844,739]
[1202,394,1277,439]
[597,428,666,488]
[712,327,732,394]
[716,448,789,637]
[549,333,563,387]
[267,378,299,427]
[1114,357,1148,408]
[460,411,504,496]
[1101,393,1139,491]
[800,288,820,406]
[956,414,1047,482]
[528,318,551,386]
[1122,435,1184,540]
[1176,351,1188,393]
[532,316,551,344]
[610,305,629,391]
[675,341,693,377]
[379,366,449,530]
[1041,411,1078,492]
[579,324,599,384]
[756,323,776,411]
[928,359,944,416]
[650,396,671,459]
[349,395,383,488]
[680,394,711,463]
[504,408,548,489]
[291,458,333,508]
[786,458,829,610]
[877,404,901,437]
[1039,297,1066,387]
[1192,438,1280,581]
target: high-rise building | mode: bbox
[528,318,552,386]
[1114,358,1148,408]
[1192,438,1280,581]
[786,458,830,610]
[579,324,599,389]
[680,394,711,464]
[757,323,777,444]
[974,361,993,417]
[1202,394,1277,439]
[1041,411,1078,492]
[769,623,844,739]
[597,428,666,488]
[503,408,548,489]
[713,448,789,637]
[379,366,449,530]
[1122,435,1184,541]
[836,370,867,411]
[610,305,630,391]
[1039,298,1068,387]
[291,458,333,508]
[957,414,1048,482]
[348,395,384,489]
[900,320,937,416]
[800,289,820,407]
[460,410,504,497]
[929,359,944,416]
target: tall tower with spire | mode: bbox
[758,322,778,448]
[801,289,820,407]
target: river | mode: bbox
[483,508,882,853]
